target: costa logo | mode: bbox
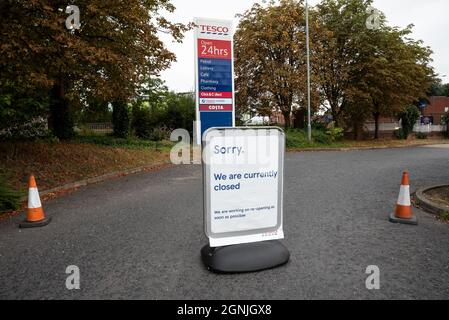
[199,25,230,34]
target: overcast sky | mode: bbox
[160,0,449,92]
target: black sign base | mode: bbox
[201,240,290,274]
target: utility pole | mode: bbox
[305,0,312,141]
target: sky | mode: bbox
[160,0,449,92]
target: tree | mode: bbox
[164,93,195,134]
[80,99,111,124]
[0,0,189,138]
[399,105,420,139]
[315,0,434,139]
[235,0,311,128]
[428,81,449,97]
[357,25,434,139]
[112,100,130,138]
[0,81,49,131]
[314,0,373,128]
[442,111,449,138]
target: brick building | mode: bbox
[421,96,449,125]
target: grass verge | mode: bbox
[0,137,173,197]
[286,129,449,151]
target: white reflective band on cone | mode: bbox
[28,188,42,209]
[397,185,411,206]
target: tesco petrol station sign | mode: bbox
[195,19,289,273]
[194,18,235,144]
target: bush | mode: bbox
[394,128,406,140]
[131,105,154,139]
[131,92,195,140]
[286,129,309,149]
[442,112,449,138]
[312,129,333,144]
[0,177,22,214]
[112,100,130,138]
[399,105,420,139]
[76,135,173,150]
[148,127,169,141]
[326,127,344,141]
[311,121,327,131]
[416,132,428,140]
[0,117,51,140]
[164,93,195,135]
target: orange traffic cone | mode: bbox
[389,172,418,225]
[19,175,51,228]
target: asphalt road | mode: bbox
[1,145,449,300]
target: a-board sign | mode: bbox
[194,18,235,145]
[203,127,285,247]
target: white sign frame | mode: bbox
[202,127,285,247]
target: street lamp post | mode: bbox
[305,0,312,141]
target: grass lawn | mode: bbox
[285,129,449,151]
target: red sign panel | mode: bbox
[198,39,232,60]
[199,104,233,111]
[200,92,233,98]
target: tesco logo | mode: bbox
[200,25,229,34]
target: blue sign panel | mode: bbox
[200,112,233,137]
[198,58,233,92]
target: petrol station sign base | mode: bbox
[201,241,290,274]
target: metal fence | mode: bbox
[84,123,113,134]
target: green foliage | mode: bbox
[442,112,449,138]
[236,0,434,136]
[131,105,156,139]
[399,105,420,139]
[49,94,75,139]
[312,130,333,144]
[112,101,130,139]
[326,127,344,141]
[234,0,309,127]
[286,128,344,148]
[80,100,112,124]
[415,132,428,140]
[0,81,50,132]
[76,135,173,151]
[428,81,449,97]
[164,93,196,135]
[394,128,406,140]
[148,127,168,142]
[440,212,449,222]
[1,1,188,141]
[131,91,195,140]
[0,176,22,214]
[0,118,51,140]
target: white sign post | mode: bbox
[201,127,290,273]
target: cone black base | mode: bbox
[201,240,290,274]
[19,217,52,229]
[389,213,417,226]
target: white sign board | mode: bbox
[203,128,285,247]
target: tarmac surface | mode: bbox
[1,145,448,299]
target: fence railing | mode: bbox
[84,123,113,133]
[414,123,446,133]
